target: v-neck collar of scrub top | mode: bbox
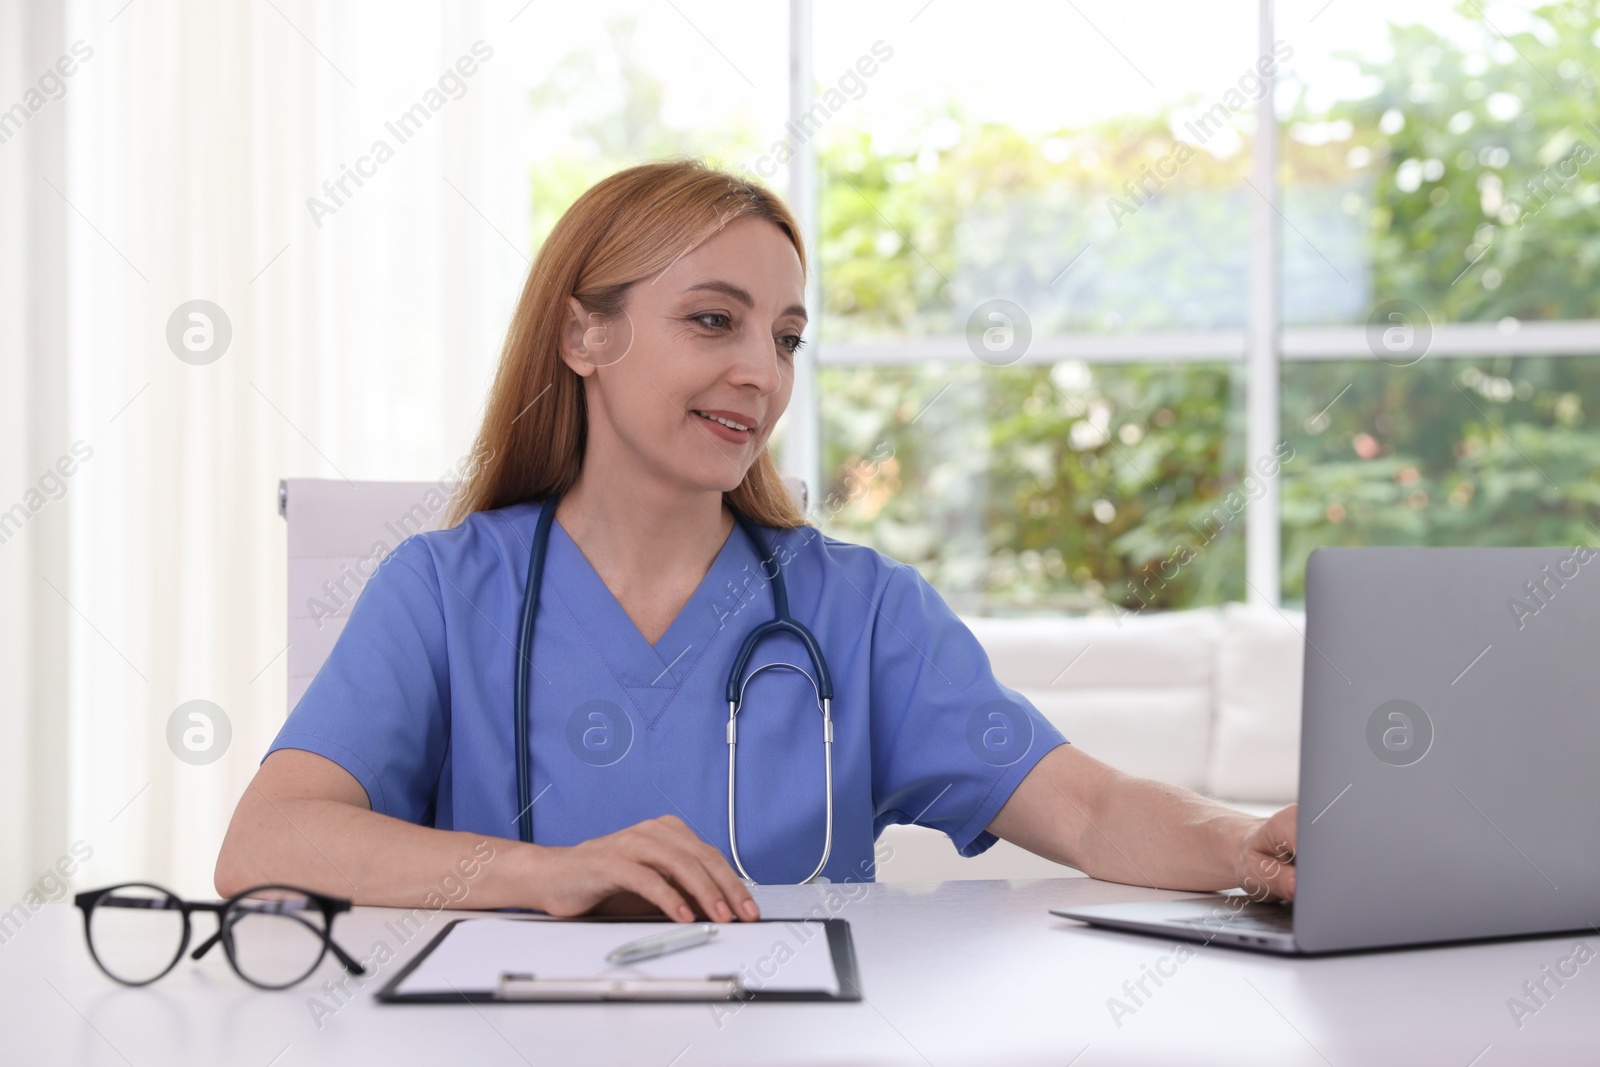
[542,511,759,708]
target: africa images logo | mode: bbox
[566,700,633,768]
[1365,699,1432,767]
[966,699,1035,768]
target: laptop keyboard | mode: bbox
[1173,904,1295,934]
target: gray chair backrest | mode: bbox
[280,479,450,713]
[279,475,807,713]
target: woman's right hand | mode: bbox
[529,815,761,923]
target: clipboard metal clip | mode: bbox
[497,972,748,1001]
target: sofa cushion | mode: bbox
[1206,602,1304,803]
[961,608,1222,792]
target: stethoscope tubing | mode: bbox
[514,494,835,885]
[513,498,559,846]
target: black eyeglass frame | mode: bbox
[73,881,368,990]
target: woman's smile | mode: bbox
[691,407,758,444]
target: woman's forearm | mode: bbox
[989,744,1261,892]
[215,787,540,909]
[214,750,548,909]
[1072,770,1257,891]
[214,750,768,922]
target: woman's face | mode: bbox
[563,215,807,497]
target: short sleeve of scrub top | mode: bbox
[269,534,451,825]
[265,505,1069,880]
[863,560,1069,858]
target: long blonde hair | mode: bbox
[445,160,809,529]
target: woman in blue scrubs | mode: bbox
[216,161,1297,923]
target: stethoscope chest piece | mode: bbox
[725,660,835,886]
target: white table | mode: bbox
[3,877,1594,1065]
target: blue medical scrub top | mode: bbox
[268,501,1068,884]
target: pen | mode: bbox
[605,923,718,965]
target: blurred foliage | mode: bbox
[1282,357,1600,599]
[1274,0,1600,599]
[818,360,1244,615]
[1283,0,1600,322]
[814,112,1257,612]
[817,116,1258,338]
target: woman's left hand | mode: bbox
[1236,804,1298,901]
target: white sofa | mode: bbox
[874,603,1305,882]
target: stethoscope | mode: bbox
[514,494,836,885]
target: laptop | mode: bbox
[1052,547,1600,955]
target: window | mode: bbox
[518,0,1600,614]
[794,0,1600,612]
[805,0,1259,614]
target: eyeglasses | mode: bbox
[73,882,368,990]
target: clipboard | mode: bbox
[375,916,861,1003]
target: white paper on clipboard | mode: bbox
[391,918,842,998]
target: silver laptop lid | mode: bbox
[1296,547,1600,953]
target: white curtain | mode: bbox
[1,0,530,900]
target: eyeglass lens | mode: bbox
[85,884,187,985]
[223,888,331,988]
